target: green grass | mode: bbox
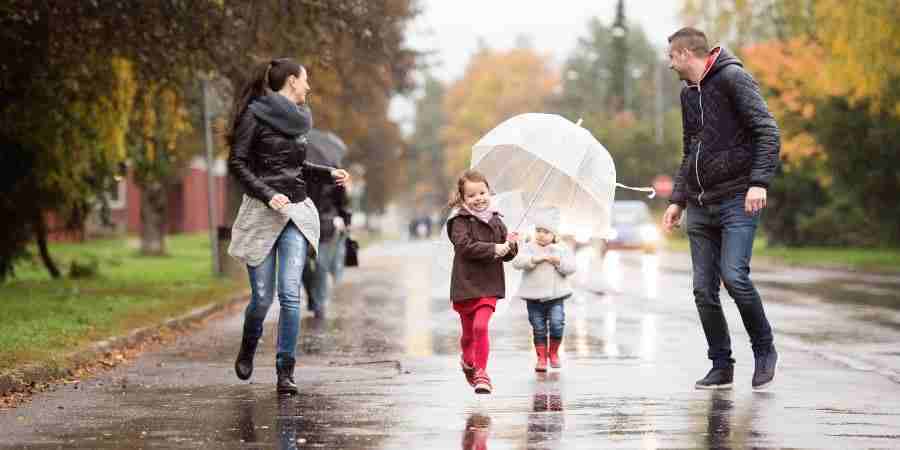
[757,246,900,272]
[664,235,900,272]
[0,233,243,371]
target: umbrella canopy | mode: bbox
[471,113,617,241]
[305,129,347,168]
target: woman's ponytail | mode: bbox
[226,62,270,147]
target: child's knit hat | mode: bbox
[532,206,561,236]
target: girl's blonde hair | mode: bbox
[447,169,491,209]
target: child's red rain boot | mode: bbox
[548,339,562,369]
[534,344,548,372]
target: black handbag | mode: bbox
[344,237,359,267]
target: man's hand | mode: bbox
[268,193,290,210]
[745,187,767,215]
[494,243,510,258]
[662,204,683,233]
[333,216,347,233]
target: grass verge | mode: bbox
[664,235,900,273]
[0,233,243,372]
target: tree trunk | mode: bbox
[140,180,168,256]
[32,210,61,279]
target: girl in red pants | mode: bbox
[446,170,519,394]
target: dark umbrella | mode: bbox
[305,129,347,168]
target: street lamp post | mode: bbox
[611,0,628,113]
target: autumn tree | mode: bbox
[408,76,449,209]
[442,43,558,178]
[207,0,418,219]
[683,0,900,245]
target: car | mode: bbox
[408,215,433,240]
[606,200,661,253]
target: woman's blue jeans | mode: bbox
[527,299,566,345]
[686,194,774,369]
[244,222,308,365]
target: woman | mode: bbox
[226,58,349,394]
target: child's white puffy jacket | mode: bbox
[511,241,576,301]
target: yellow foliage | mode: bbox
[39,57,138,201]
[814,0,900,115]
[106,58,137,160]
[132,81,192,170]
[742,38,835,165]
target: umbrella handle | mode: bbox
[615,183,657,199]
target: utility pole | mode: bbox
[201,77,222,276]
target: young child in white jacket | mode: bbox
[512,207,576,371]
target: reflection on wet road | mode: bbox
[2,241,900,449]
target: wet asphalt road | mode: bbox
[2,240,900,449]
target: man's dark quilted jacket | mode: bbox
[670,47,781,207]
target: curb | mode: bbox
[0,292,247,397]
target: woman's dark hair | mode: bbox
[226,58,304,147]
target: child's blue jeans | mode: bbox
[526,298,566,345]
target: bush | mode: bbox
[762,162,827,246]
[68,257,100,279]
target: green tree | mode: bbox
[127,82,195,256]
[408,76,449,208]
[0,0,420,277]
[0,1,141,279]
[0,1,228,276]
[552,14,683,203]
[442,44,558,178]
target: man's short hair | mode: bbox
[668,27,710,57]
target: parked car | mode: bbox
[607,201,661,253]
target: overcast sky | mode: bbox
[407,0,683,81]
[391,0,683,129]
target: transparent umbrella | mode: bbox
[471,113,628,240]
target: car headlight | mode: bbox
[639,224,660,242]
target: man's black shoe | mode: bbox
[752,348,778,390]
[695,366,734,390]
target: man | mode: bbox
[662,27,780,390]
[303,130,353,319]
